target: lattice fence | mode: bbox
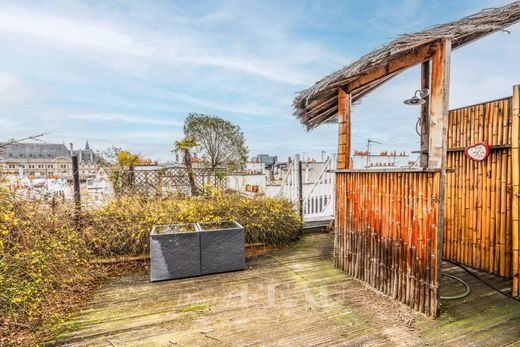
[111,167,219,197]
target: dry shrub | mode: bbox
[83,187,302,257]
[0,188,89,344]
[1,186,301,344]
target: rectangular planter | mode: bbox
[150,224,201,282]
[199,221,245,275]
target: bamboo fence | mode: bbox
[335,171,441,316]
[444,97,516,280]
[512,86,519,297]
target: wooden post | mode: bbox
[512,84,520,297]
[337,88,351,169]
[71,155,81,225]
[297,156,304,223]
[72,155,81,207]
[420,61,431,168]
[428,39,451,316]
[428,40,451,170]
[336,89,350,270]
[294,154,303,222]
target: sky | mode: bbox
[0,0,519,163]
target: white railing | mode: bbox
[277,159,298,202]
[276,154,335,222]
[303,157,335,220]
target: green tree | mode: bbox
[184,113,248,172]
[173,137,198,196]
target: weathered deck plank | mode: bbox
[50,234,520,346]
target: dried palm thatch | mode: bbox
[293,1,520,129]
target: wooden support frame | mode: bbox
[428,39,451,170]
[337,88,351,169]
[428,38,451,316]
[332,40,452,317]
[513,84,520,297]
[344,44,436,96]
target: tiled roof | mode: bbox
[0,143,71,160]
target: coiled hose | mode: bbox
[445,259,520,302]
[440,273,471,300]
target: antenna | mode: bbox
[366,138,382,168]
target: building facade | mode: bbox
[0,141,97,179]
[72,141,97,177]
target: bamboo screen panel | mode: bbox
[335,171,441,316]
[444,98,514,278]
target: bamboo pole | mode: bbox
[512,85,520,297]
[500,149,507,276]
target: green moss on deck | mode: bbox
[51,234,520,346]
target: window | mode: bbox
[48,164,53,168]
[38,164,44,168]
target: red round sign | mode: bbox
[464,142,490,162]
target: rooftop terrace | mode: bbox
[51,233,520,346]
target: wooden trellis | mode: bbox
[113,167,218,197]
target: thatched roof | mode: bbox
[293,1,520,129]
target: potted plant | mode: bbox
[149,223,201,282]
[198,221,245,275]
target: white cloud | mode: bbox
[69,113,183,127]
[0,7,153,56]
[116,131,182,140]
[168,91,283,117]
[0,5,320,85]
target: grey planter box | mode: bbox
[199,221,245,275]
[150,221,245,282]
[150,224,201,282]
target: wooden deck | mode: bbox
[51,234,520,346]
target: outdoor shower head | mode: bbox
[403,89,429,105]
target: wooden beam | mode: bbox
[337,89,351,169]
[352,72,399,100]
[428,39,451,317]
[345,43,436,96]
[305,95,338,117]
[512,84,520,298]
[420,61,431,168]
[428,40,451,169]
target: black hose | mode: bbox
[440,273,470,300]
[445,259,520,302]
